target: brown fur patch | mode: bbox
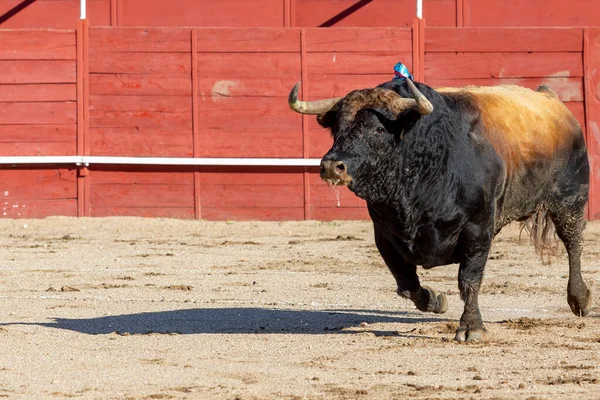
[341,89,415,120]
[438,85,580,174]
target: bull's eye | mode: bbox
[376,127,385,134]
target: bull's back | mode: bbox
[438,85,582,173]
[438,84,586,224]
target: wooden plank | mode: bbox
[198,129,302,158]
[0,124,76,142]
[200,184,304,208]
[89,127,193,157]
[198,77,301,98]
[425,52,583,79]
[197,53,300,77]
[0,141,75,156]
[119,0,284,27]
[90,95,191,113]
[294,0,456,28]
[0,84,76,102]
[90,74,191,96]
[464,0,600,27]
[427,77,584,102]
[76,19,86,217]
[0,169,77,199]
[91,206,194,219]
[0,102,76,124]
[202,207,304,221]
[197,97,301,129]
[305,28,412,52]
[192,30,200,220]
[91,169,194,185]
[90,183,194,208]
[0,199,77,218]
[307,52,413,75]
[0,1,110,29]
[89,52,191,75]
[89,95,192,129]
[425,28,584,52]
[0,60,76,83]
[89,110,192,129]
[90,27,191,52]
[195,28,300,52]
[0,30,76,59]
[200,168,304,185]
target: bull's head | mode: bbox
[288,80,433,200]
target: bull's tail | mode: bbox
[519,204,560,264]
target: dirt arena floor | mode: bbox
[0,217,598,399]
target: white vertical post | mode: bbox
[416,0,423,19]
[80,0,86,19]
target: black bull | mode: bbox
[288,79,592,342]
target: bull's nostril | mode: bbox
[335,162,346,174]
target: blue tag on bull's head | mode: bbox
[393,62,413,81]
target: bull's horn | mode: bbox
[288,82,342,115]
[405,79,433,115]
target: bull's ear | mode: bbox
[317,110,337,129]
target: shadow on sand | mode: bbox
[3,307,449,336]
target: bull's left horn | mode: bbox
[288,82,342,115]
[405,79,434,115]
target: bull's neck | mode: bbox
[365,128,451,226]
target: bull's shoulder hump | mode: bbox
[435,85,570,117]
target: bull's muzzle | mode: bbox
[320,160,352,186]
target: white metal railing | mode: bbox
[0,156,321,167]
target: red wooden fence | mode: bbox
[1,24,599,220]
[4,0,600,29]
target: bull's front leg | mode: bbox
[454,227,492,342]
[374,229,447,314]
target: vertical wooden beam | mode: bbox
[83,18,91,216]
[412,18,425,82]
[283,0,291,27]
[191,30,201,220]
[76,19,90,217]
[418,18,425,82]
[300,29,311,220]
[110,0,118,26]
[289,0,296,27]
[456,0,464,27]
[76,20,85,217]
[461,0,468,27]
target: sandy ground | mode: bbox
[0,217,598,399]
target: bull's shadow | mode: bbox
[10,307,448,336]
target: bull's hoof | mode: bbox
[417,286,448,314]
[568,288,592,317]
[454,327,486,343]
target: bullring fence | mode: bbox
[1,17,599,221]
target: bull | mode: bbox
[288,78,592,341]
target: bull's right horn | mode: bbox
[405,79,433,115]
[288,82,342,115]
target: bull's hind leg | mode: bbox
[374,229,447,314]
[550,207,592,317]
[548,140,592,317]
